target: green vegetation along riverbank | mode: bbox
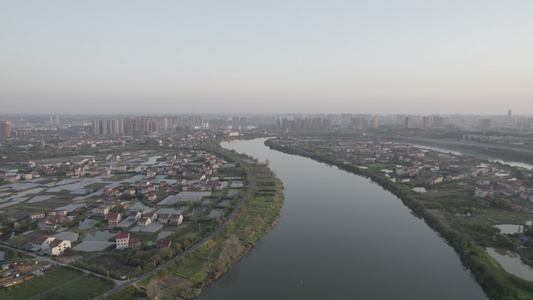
[265,137,533,300]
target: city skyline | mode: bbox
[1,1,532,115]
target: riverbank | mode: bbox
[104,140,284,299]
[265,138,533,300]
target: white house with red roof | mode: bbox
[115,233,130,250]
[144,212,157,221]
[138,217,151,226]
[29,212,45,220]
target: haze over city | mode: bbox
[1,1,532,115]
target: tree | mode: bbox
[218,235,241,267]
[495,234,510,247]
[146,279,161,300]
[489,197,510,209]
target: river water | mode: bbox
[196,138,487,299]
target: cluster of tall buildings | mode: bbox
[350,117,378,130]
[422,115,445,128]
[276,117,331,130]
[231,116,249,125]
[49,115,60,124]
[93,116,205,135]
[404,115,446,129]
[0,121,10,137]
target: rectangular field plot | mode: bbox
[46,275,114,299]
[216,200,232,207]
[229,181,243,188]
[187,207,208,217]
[208,208,225,218]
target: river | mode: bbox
[196,138,487,299]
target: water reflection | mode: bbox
[195,138,487,300]
[495,224,522,234]
[77,218,97,230]
[486,248,533,281]
[141,156,161,165]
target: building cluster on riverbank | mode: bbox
[271,137,533,212]
[0,130,250,290]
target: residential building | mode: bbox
[129,238,140,249]
[49,239,71,256]
[405,117,413,128]
[0,121,11,137]
[46,210,67,217]
[115,233,130,250]
[129,211,141,221]
[144,212,157,221]
[92,205,110,216]
[30,236,55,250]
[168,214,183,226]
[29,212,45,220]
[138,217,151,226]
[157,239,171,249]
[158,214,170,223]
[108,213,121,228]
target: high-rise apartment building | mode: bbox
[432,115,445,128]
[188,116,203,129]
[94,117,185,135]
[351,118,368,130]
[0,121,11,137]
[276,117,331,130]
[423,116,431,128]
[405,117,413,128]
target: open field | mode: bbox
[0,267,85,300]
[42,275,114,299]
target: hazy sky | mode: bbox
[1,1,532,115]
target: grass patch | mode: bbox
[45,275,114,299]
[176,257,209,283]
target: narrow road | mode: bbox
[95,170,254,299]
